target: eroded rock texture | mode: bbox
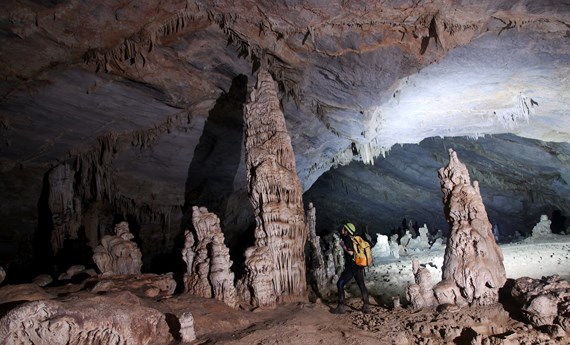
[182,206,239,309]
[406,259,436,309]
[89,273,176,299]
[306,202,334,298]
[0,292,172,345]
[92,221,142,275]
[242,69,307,307]
[438,149,506,306]
[510,275,570,331]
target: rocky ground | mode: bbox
[1,236,569,344]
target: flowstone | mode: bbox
[182,206,239,309]
[437,149,506,306]
[240,69,307,307]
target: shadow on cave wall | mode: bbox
[156,74,252,279]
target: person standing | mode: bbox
[332,222,370,314]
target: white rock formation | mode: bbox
[531,214,553,237]
[179,312,196,343]
[183,206,239,309]
[405,225,431,251]
[389,234,400,259]
[0,266,4,285]
[437,149,507,306]
[241,69,307,307]
[92,221,142,275]
[372,234,390,258]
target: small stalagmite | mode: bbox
[241,68,307,307]
[182,206,239,309]
[92,221,142,275]
[437,148,506,306]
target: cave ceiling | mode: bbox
[1,0,569,269]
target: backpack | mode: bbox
[351,235,373,267]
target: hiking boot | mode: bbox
[361,303,370,314]
[331,304,345,314]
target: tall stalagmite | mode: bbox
[242,69,307,307]
[438,149,506,306]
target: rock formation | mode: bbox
[0,292,172,344]
[47,163,82,254]
[182,206,239,309]
[0,266,5,285]
[437,148,506,306]
[372,234,390,258]
[406,259,436,309]
[241,69,307,307]
[179,311,196,343]
[531,214,553,237]
[89,273,176,299]
[92,221,142,275]
[305,202,334,298]
[510,275,570,331]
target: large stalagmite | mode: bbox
[241,69,307,307]
[437,149,506,306]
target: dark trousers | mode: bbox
[336,261,369,304]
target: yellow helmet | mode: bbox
[343,223,356,235]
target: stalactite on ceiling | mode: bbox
[240,68,307,308]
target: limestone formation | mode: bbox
[437,149,506,306]
[0,284,55,304]
[0,266,6,285]
[306,202,334,298]
[510,275,570,330]
[433,280,467,306]
[241,68,307,306]
[179,311,196,343]
[92,221,142,275]
[183,206,239,309]
[0,292,172,344]
[47,164,82,254]
[389,234,400,259]
[372,234,390,258]
[238,246,276,308]
[88,273,176,299]
[531,214,553,237]
[32,274,53,287]
[406,259,436,309]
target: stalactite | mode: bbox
[241,69,307,307]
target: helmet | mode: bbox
[343,223,356,235]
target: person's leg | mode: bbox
[332,266,355,314]
[354,267,370,313]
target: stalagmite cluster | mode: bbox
[437,149,506,306]
[182,206,239,309]
[92,221,142,275]
[241,68,307,307]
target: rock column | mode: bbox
[437,149,506,306]
[241,69,307,307]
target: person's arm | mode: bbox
[340,237,354,256]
